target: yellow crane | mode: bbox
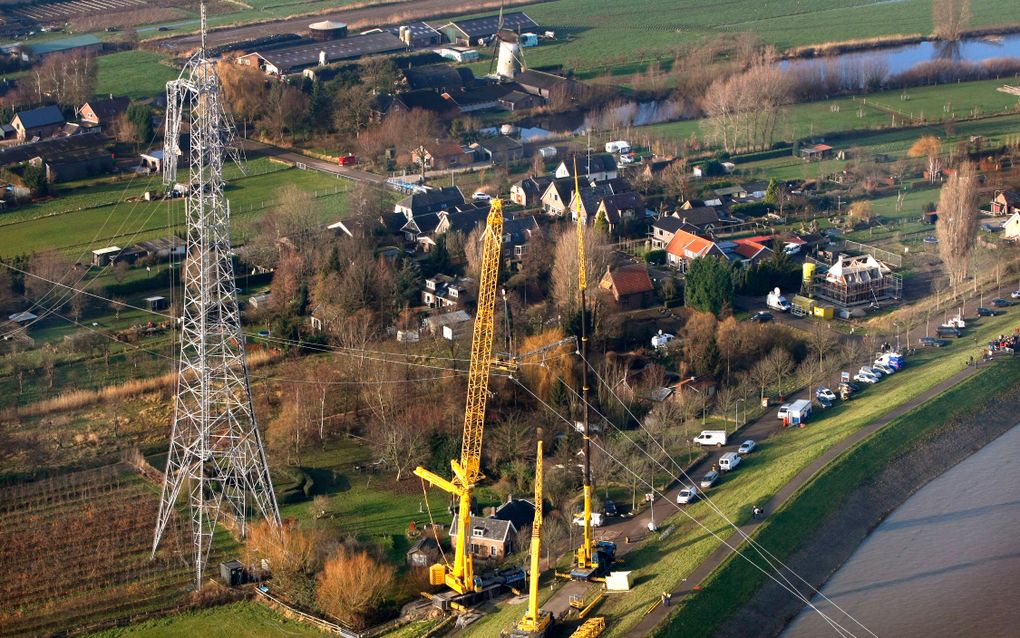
[415,198,509,599]
[570,158,617,581]
[505,439,553,637]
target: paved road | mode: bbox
[627,360,982,636]
[240,138,387,184]
[154,0,538,53]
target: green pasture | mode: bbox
[96,50,181,101]
[87,602,329,638]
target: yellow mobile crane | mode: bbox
[570,158,617,581]
[504,438,553,637]
[415,199,525,608]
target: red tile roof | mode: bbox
[666,229,717,258]
[608,265,654,296]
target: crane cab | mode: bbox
[570,541,617,580]
[502,610,553,638]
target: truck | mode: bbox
[767,287,791,312]
[785,399,813,425]
[692,430,727,447]
[605,140,631,154]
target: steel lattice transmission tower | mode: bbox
[152,4,280,589]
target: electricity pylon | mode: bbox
[152,4,280,589]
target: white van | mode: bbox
[692,430,728,447]
[718,452,741,472]
[605,140,631,154]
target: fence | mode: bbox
[255,588,363,638]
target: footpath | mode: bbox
[628,361,980,636]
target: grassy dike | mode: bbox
[652,358,1020,638]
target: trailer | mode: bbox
[785,399,812,426]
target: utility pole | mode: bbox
[152,2,280,590]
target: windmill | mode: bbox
[488,1,526,81]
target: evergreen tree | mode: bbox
[127,103,153,144]
[763,178,780,209]
[684,256,733,315]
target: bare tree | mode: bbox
[551,226,611,316]
[764,348,794,398]
[317,547,394,630]
[933,0,972,41]
[935,161,979,288]
[908,136,943,184]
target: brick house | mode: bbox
[11,105,65,141]
[510,175,552,207]
[599,264,656,310]
[991,191,1020,216]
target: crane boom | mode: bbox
[574,157,595,570]
[506,438,552,637]
[414,199,505,596]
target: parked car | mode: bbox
[603,500,618,517]
[776,404,792,420]
[817,396,833,409]
[738,440,757,455]
[872,362,896,375]
[920,336,949,347]
[676,485,699,504]
[1010,290,1020,300]
[700,470,720,488]
[472,191,492,203]
[981,222,1003,233]
[992,297,1011,308]
[783,243,802,256]
[923,236,938,244]
[854,371,880,384]
[750,311,773,323]
[936,325,962,338]
[815,387,837,402]
[859,366,884,378]
[841,381,862,392]
[977,307,996,317]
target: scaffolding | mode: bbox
[811,254,902,309]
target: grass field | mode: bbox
[517,0,1020,76]
[0,160,352,258]
[96,51,182,101]
[461,308,1020,638]
[654,354,1020,638]
[87,601,329,638]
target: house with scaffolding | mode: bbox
[806,254,902,309]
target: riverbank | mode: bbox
[784,23,1020,59]
[707,362,1020,637]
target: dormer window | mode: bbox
[472,527,485,537]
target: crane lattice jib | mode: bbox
[460,199,504,485]
[574,157,586,291]
[523,438,544,628]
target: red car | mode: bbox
[337,154,357,166]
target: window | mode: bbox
[490,546,497,557]
[472,527,485,537]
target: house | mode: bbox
[514,69,575,100]
[724,237,773,266]
[991,191,1020,216]
[810,254,901,308]
[78,97,129,128]
[599,264,656,310]
[389,89,459,118]
[510,175,552,207]
[540,178,576,216]
[664,206,731,235]
[651,217,687,250]
[448,498,535,560]
[1002,212,1020,240]
[502,215,542,268]
[11,105,65,141]
[444,84,513,113]
[422,274,471,308]
[498,90,542,111]
[394,186,465,217]
[140,150,164,173]
[422,309,472,339]
[438,12,539,46]
[595,191,646,235]
[800,143,834,161]
[406,537,441,568]
[472,135,524,164]
[555,153,618,182]
[400,64,467,92]
[410,141,475,170]
[665,230,728,271]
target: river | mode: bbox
[781,424,1020,637]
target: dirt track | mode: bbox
[153,0,543,54]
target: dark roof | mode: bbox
[402,64,465,91]
[13,105,64,130]
[653,216,687,234]
[445,208,488,234]
[599,191,644,223]
[561,153,617,177]
[514,69,570,92]
[0,134,107,167]
[252,31,406,72]
[450,514,513,542]
[446,83,513,107]
[396,186,465,215]
[387,21,441,39]
[441,12,538,39]
[393,89,458,115]
[503,215,540,244]
[601,177,634,194]
[381,211,408,233]
[608,265,654,296]
[674,206,725,228]
[999,191,1020,207]
[403,212,442,235]
[82,97,129,122]
[514,175,552,199]
[544,177,575,204]
[476,135,522,154]
[407,536,439,555]
[493,499,536,530]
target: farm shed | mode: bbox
[237,31,406,75]
[11,105,65,141]
[388,22,443,48]
[406,537,441,567]
[92,246,122,267]
[29,141,114,183]
[23,34,102,61]
[437,12,539,46]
